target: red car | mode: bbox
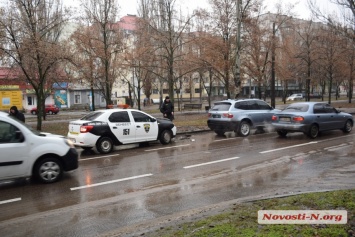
[30,104,59,115]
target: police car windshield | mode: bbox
[80,112,104,121]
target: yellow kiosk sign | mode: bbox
[0,91,23,110]
[0,85,20,90]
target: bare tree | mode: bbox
[206,0,239,99]
[317,25,346,104]
[201,0,262,99]
[79,0,123,107]
[135,0,197,108]
[309,0,355,103]
[342,28,355,102]
[293,20,322,101]
[0,0,70,130]
[69,26,102,111]
[243,13,271,100]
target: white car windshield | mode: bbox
[7,114,42,135]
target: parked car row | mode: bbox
[1,100,353,185]
[207,99,353,139]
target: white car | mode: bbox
[286,94,303,101]
[0,111,78,183]
[67,109,177,154]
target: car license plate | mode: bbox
[212,114,221,118]
[280,117,291,122]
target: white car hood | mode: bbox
[38,132,65,138]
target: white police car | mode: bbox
[67,109,177,154]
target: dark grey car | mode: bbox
[207,99,281,136]
[271,102,353,138]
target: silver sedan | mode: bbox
[271,102,353,138]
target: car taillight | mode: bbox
[80,125,94,133]
[293,116,304,122]
[272,115,277,121]
[222,113,233,118]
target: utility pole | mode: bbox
[271,22,276,108]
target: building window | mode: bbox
[163,89,169,94]
[174,89,180,94]
[185,89,191,93]
[27,96,35,105]
[195,88,201,93]
[152,89,159,94]
[101,96,105,103]
[74,91,81,104]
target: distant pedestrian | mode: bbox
[160,96,174,121]
[143,97,148,107]
[9,106,25,122]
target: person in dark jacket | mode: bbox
[160,96,174,121]
[9,106,25,122]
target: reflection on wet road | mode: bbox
[1,130,355,236]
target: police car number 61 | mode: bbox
[67,109,177,154]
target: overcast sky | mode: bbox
[112,0,316,19]
[0,0,336,19]
[60,0,316,20]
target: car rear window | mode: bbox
[283,104,309,112]
[211,103,232,111]
[80,112,104,121]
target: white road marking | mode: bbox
[79,154,118,161]
[144,144,190,151]
[260,141,318,154]
[316,134,354,143]
[324,143,352,151]
[183,157,240,169]
[0,197,21,205]
[70,173,153,191]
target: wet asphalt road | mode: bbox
[0,129,355,236]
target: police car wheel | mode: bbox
[160,130,172,145]
[96,137,113,154]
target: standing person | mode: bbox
[9,106,25,122]
[160,96,174,121]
